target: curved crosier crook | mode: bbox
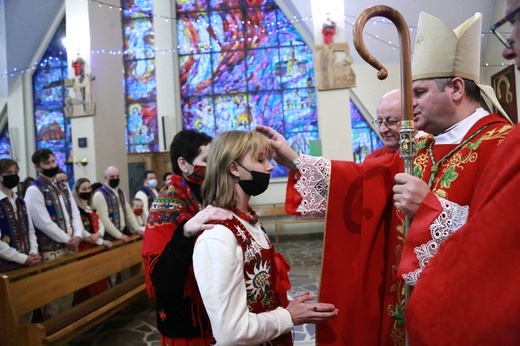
[352,5,413,125]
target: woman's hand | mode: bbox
[286,291,338,325]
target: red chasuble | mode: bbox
[285,113,512,346]
[407,125,520,344]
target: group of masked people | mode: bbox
[141,8,520,346]
[0,148,146,320]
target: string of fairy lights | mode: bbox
[0,0,513,78]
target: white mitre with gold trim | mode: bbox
[412,12,511,122]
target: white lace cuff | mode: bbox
[402,196,469,286]
[293,154,331,219]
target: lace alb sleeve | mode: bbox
[293,154,331,219]
[402,196,469,286]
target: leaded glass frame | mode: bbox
[176,0,317,178]
[121,0,158,153]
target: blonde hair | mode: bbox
[202,130,271,209]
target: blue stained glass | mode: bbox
[244,7,277,49]
[208,10,245,52]
[209,0,241,10]
[177,0,209,13]
[126,102,159,152]
[33,66,67,108]
[277,11,305,47]
[279,46,314,89]
[177,1,319,177]
[248,92,283,131]
[179,54,214,96]
[0,123,11,159]
[246,48,280,91]
[244,0,276,6]
[123,18,155,60]
[124,60,157,102]
[34,109,66,150]
[122,0,153,18]
[211,52,246,94]
[32,18,72,174]
[181,96,217,136]
[177,12,213,55]
[122,1,158,153]
[350,99,383,163]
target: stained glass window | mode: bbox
[350,99,383,163]
[32,18,74,182]
[121,0,158,153]
[176,0,317,177]
[0,122,11,159]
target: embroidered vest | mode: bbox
[213,217,292,346]
[78,207,100,234]
[99,185,127,235]
[33,178,72,252]
[0,197,31,266]
[138,185,156,209]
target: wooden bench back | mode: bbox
[253,204,287,217]
[0,236,143,318]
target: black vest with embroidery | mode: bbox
[0,197,31,266]
[33,178,72,252]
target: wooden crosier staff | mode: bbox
[353,5,415,345]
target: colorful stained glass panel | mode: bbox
[0,124,11,159]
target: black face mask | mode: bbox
[236,162,270,196]
[108,178,120,189]
[1,174,20,189]
[78,192,92,200]
[41,166,60,178]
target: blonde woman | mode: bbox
[194,131,338,345]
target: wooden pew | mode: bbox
[252,203,324,242]
[0,235,146,346]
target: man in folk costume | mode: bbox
[406,1,520,342]
[256,11,513,346]
[0,159,42,324]
[0,159,42,272]
[25,148,84,318]
[134,169,159,223]
[93,165,144,243]
[141,130,231,345]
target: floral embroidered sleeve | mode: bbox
[292,154,331,219]
[402,196,469,286]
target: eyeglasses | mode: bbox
[490,6,520,49]
[372,119,401,128]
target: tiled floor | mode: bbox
[71,232,324,345]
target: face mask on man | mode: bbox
[41,166,60,178]
[108,178,120,189]
[1,174,20,189]
[147,179,158,189]
[185,165,206,186]
[236,161,270,196]
[133,208,143,216]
